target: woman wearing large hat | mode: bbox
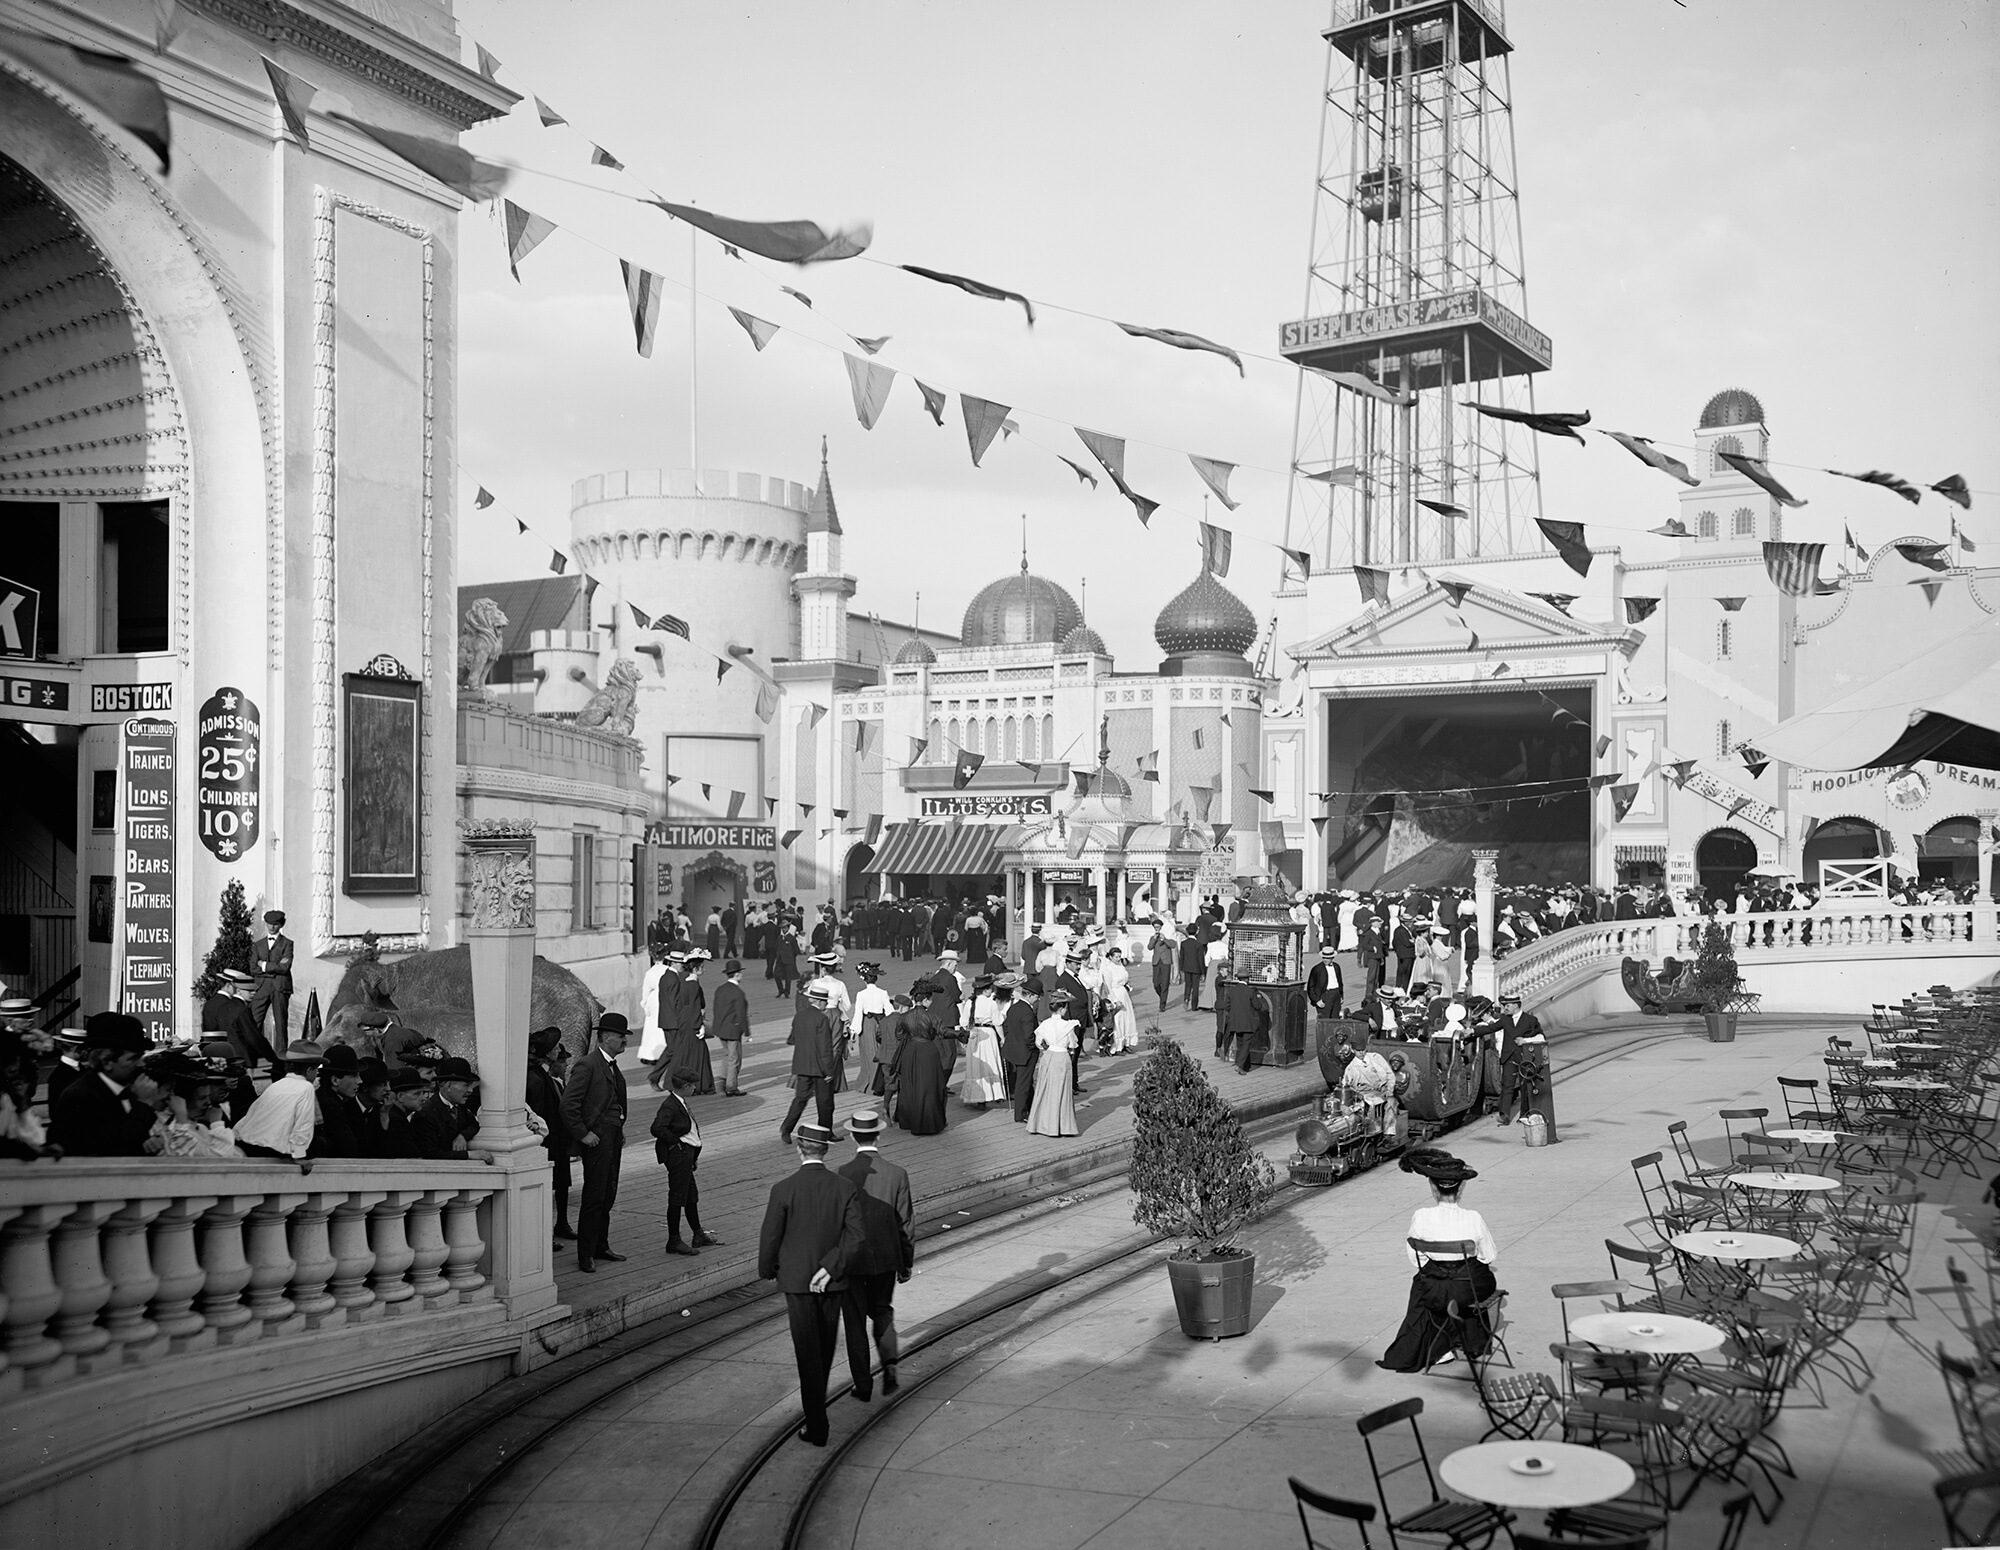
[1377,1148,1500,1372]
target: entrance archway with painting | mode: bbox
[843,843,875,906]
[1696,827,1758,903]
[682,850,748,928]
[1802,816,1877,888]
[1921,817,1987,891]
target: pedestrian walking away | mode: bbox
[836,1109,915,1401]
[651,1078,720,1255]
[561,1012,632,1273]
[758,1121,867,1446]
[711,959,751,1096]
[781,986,840,1143]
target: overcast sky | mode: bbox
[453,0,1999,661]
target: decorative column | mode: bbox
[1093,865,1108,925]
[1042,872,1055,928]
[1470,848,1499,1001]
[1979,810,1998,935]
[462,819,561,1320]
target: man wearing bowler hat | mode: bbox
[562,1013,632,1273]
[250,908,295,1051]
[47,1012,153,1156]
[414,1056,487,1161]
[780,985,839,1145]
[758,1120,866,1447]
[836,1111,914,1401]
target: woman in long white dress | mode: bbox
[1101,948,1139,1055]
[958,981,1011,1108]
[1026,994,1080,1137]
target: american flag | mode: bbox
[1761,541,1827,597]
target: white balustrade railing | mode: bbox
[1495,905,1997,1003]
[0,1158,504,1399]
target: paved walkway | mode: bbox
[540,957,1326,1352]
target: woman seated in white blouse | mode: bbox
[1377,1148,1498,1372]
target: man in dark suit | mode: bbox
[47,1012,152,1156]
[781,988,838,1143]
[44,1026,86,1110]
[1390,917,1415,991]
[1054,954,1093,1095]
[997,974,1039,1124]
[561,1014,632,1273]
[836,1110,914,1401]
[720,902,739,958]
[650,1079,718,1256]
[1176,930,1208,1012]
[1305,945,1344,1022]
[203,967,274,1072]
[712,959,750,1096]
[411,1056,485,1160]
[526,1028,575,1244]
[250,909,295,1054]
[759,1121,868,1446]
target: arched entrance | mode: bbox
[1696,827,1758,904]
[843,843,875,905]
[1802,816,1878,887]
[1920,817,1981,889]
[682,850,747,933]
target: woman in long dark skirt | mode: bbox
[1377,1149,1498,1372]
[892,1010,949,1136]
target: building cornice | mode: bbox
[456,767,652,820]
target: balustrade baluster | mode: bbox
[406,1192,452,1306]
[367,1193,419,1312]
[195,1196,264,1342]
[49,1200,119,1366]
[328,1193,386,1321]
[0,1204,18,1390]
[441,1191,492,1301]
[244,1195,307,1334]
[285,1197,340,1328]
[146,1196,217,1350]
[99,1197,170,1361]
[1,1204,72,1381]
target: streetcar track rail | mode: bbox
[262,1020,1680,1550]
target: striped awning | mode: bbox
[1615,843,1668,864]
[861,822,1004,878]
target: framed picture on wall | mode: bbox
[91,769,116,831]
[88,875,115,943]
[343,671,421,894]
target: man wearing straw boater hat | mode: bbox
[837,1110,915,1401]
[758,1120,866,1448]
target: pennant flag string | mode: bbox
[727,307,779,352]
[503,199,557,282]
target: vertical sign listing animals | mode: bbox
[121,717,176,1040]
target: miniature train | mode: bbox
[1289,990,1500,1186]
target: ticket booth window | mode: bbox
[101,501,169,654]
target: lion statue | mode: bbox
[576,657,642,737]
[458,597,509,696]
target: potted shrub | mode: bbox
[1130,1031,1280,1339]
[1688,921,1761,1042]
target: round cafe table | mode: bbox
[1726,1171,1839,1194]
[1874,1078,1951,1091]
[1877,1041,1943,1052]
[1571,1310,1724,1355]
[1440,1441,1635,1510]
[1671,1229,1802,1264]
[1766,1129,1851,1146]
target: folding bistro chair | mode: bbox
[1448,1297,1559,1443]
[1551,1280,1649,1398]
[1667,1120,1734,1184]
[1777,1075,1840,1131]
[1718,1108,1770,1162]
[1405,1239,1480,1377]
[1605,1238,1708,1321]
[1288,1479,1381,1550]
[1935,1465,2000,1549]
[1354,1396,1512,1550]
[1547,1395,1684,1546]
[1938,1343,2000,1474]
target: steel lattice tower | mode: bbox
[1280,0,1550,571]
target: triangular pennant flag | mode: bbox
[715,657,731,683]
[0,24,173,170]
[865,813,883,845]
[330,114,504,199]
[1125,489,1159,528]
[1066,822,1093,860]
[1624,596,1660,623]
[1718,451,1807,507]
[1311,814,1329,834]
[727,307,778,352]
[1189,457,1240,511]
[1604,431,1700,487]
[1916,578,1945,606]
[1845,526,1870,562]
[1743,757,1769,780]
[1211,822,1233,848]
[1058,455,1099,490]
[474,487,496,510]
[1649,519,1691,538]
[1308,367,1412,407]
[700,783,712,800]
[1419,499,1470,521]
[1305,465,1360,486]
[1248,788,1276,804]
[1073,770,1094,797]
[1762,540,1827,597]
[819,828,833,840]
[1953,515,1978,554]
[1595,734,1613,758]
[1666,759,1696,786]
[960,395,1011,468]
[515,518,528,535]
[1188,784,1216,822]
[649,200,870,264]
[1114,321,1244,376]
[1610,783,1640,822]
[832,807,849,820]
[754,680,778,724]
[1280,546,1312,584]
[1437,578,1472,608]
[780,829,802,849]
[1536,518,1594,577]
[620,259,665,357]
[666,775,682,787]
[914,380,947,427]
[1828,468,1921,504]
[909,737,930,762]
[1076,428,1126,487]
[1492,662,1511,677]
[726,790,746,819]
[1016,761,1041,780]
[853,721,868,752]
[782,286,814,308]
[1717,596,1746,612]
[1931,473,1972,510]
[1528,593,1575,615]
[808,704,828,726]
[1473,403,1591,441]
[1463,628,1481,650]
[549,551,567,575]
[261,57,317,148]
[1726,794,1752,819]
[899,264,1035,325]
[1799,814,1820,849]
[1356,567,1390,606]
[1259,820,1290,856]
[503,200,557,281]
[952,750,984,789]
[627,601,652,630]
[851,335,891,356]
[1199,521,1234,578]
[1587,774,1620,789]
[799,803,815,818]
[154,0,184,54]
[534,96,567,127]
[474,41,502,80]
[1894,540,1951,572]
[1000,418,1021,439]
[843,353,896,430]
[589,143,625,171]
[1191,728,1204,751]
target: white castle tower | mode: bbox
[793,439,857,662]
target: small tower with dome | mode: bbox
[794,438,858,661]
[1679,387,1780,551]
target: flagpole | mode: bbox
[689,221,699,478]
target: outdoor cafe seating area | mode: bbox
[1286,982,2000,1550]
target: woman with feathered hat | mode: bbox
[1377,1147,1500,1372]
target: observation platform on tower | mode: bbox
[1279,288,1552,385]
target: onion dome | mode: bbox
[1060,622,1108,655]
[960,563,1083,648]
[1698,388,1766,430]
[1233,880,1298,930]
[892,635,937,666]
[1155,568,1258,659]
